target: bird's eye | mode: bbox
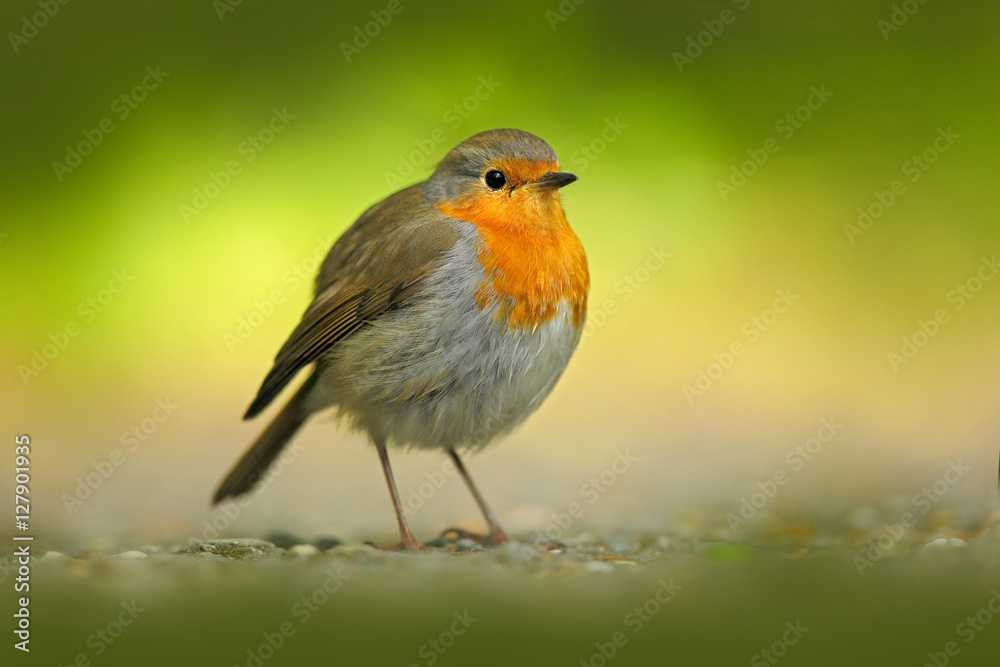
[484,170,506,190]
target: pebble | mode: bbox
[115,550,149,559]
[84,538,113,553]
[286,544,320,558]
[264,532,303,550]
[179,539,284,561]
[313,536,344,551]
[454,538,480,551]
[41,551,70,561]
[924,537,968,550]
[585,560,616,574]
[607,539,634,555]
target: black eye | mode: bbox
[484,170,506,190]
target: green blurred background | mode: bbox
[2,0,1000,664]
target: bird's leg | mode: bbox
[449,449,511,545]
[376,440,422,550]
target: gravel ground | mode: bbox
[6,510,1000,666]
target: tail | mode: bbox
[212,374,317,504]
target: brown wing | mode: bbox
[243,185,459,419]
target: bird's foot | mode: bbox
[483,527,512,546]
[430,526,512,548]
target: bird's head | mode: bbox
[428,129,577,232]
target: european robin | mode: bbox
[213,129,589,549]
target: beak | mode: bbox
[534,171,578,190]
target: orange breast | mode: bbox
[439,191,589,330]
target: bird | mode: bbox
[213,128,589,549]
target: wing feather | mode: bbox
[243,185,460,419]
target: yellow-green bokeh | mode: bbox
[2,0,999,543]
[4,3,1000,667]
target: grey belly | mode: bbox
[308,237,581,450]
